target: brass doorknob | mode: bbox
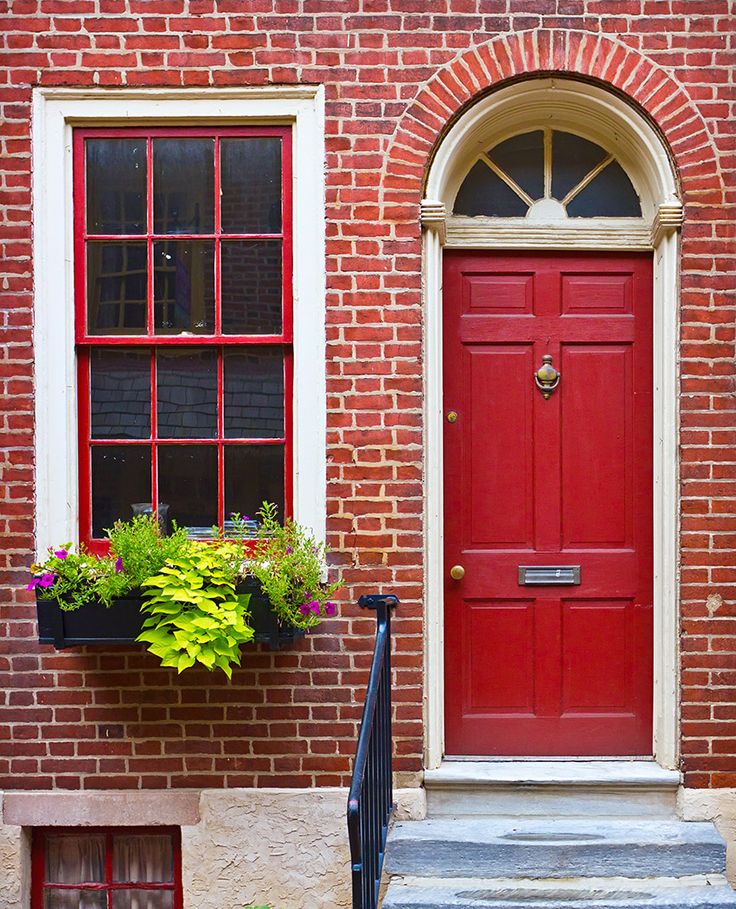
[450,564,465,581]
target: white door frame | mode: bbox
[420,78,683,770]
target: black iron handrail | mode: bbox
[347,593,399,909]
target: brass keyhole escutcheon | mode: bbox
[446,411,458,423]
[450,564,465,581]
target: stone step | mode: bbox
[382,875,736,908]
[424,761,680,818]
[385,817,726,880]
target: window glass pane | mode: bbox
[158,445,217,535]
[112,835,174,883]
[157,350,217,440]
[92,445,151,537]
[224,349,284,439]
[566,159,642,217]
[221,240,282,335]
[86,139,146,235]
[220,137,282,234]
[153,138,214,234]
[112,892,173,909]
[87,242,147,335]
[551,130,609,201]
[225,444,284,523]
[45,835,105,884]
[154,240,215,335]
[91,349,150,440]
[453,160,528,217]
[488,130,544,200]
[45,891,106,909]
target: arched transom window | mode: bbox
[453,128,642,220]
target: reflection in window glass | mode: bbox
[87,242,147,335]
[92,445,151,537]
[488,130,544,200]
[91,349,151,440]
[157,349,217,440]
[225,444,285,522]
[224,349,284,439]
[551,130,609,201]
[221,240,283,334]
[453,160,528,217]
[566,159,642,217]
[158,444,217,535]
[221,137,282,234]
[86,139,146,235]
[153,240,215,334]
[153,138,214,234]
[44,891,107,909]
[112,892,173,909]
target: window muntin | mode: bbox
[73,127,292,548]
[453,128,641,219]
[32,828,182,909]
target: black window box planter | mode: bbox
[36,577,304,652]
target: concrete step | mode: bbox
[385,817,726,880]
[424,761,680,818]
[382,875,736,908]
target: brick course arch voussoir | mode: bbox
[382,28,723,219]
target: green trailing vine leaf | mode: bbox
[138,544,255,678]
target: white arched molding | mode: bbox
[421,78,683,771]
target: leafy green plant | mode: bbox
[247,502,342,631]
[107,515,189,590]
[28,545,125,611]
[138,542,254,677]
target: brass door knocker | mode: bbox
[534,354,560,399]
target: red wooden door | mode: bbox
[443,251,653,756]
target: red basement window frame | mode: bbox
[72,126,293,552]
[31,826,183,909]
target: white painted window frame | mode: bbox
[421,78,683,771]
[32,86,326,556]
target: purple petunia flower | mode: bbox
[54,549,68,560]
[299,602,311,616]
[27,577,40,591]
[325,602,337,616]
[309,599,320,615]
[115,556,123,573]
[38,573,55,588]
[286,545,293,554]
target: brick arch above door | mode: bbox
[381,28,724,217]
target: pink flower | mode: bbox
[115,557,123,573]
[299,602,311,616]
[38,573,55,588]
[325,602,337,616]
[27,577,40,591]
[54,549,68,560]
[309,600,320,615]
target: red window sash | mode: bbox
[73,126,294,550]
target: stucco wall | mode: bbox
[0,798,29,909]
[182,788,424,909]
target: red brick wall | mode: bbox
[0,1,734,791]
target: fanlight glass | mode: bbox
[453,129,641,219]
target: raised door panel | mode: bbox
[466,346,534,548]
[561,345,633,549]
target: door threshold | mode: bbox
[444,755,655,762]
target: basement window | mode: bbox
[32,828,182,909]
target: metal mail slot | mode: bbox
[518,565,581,586]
